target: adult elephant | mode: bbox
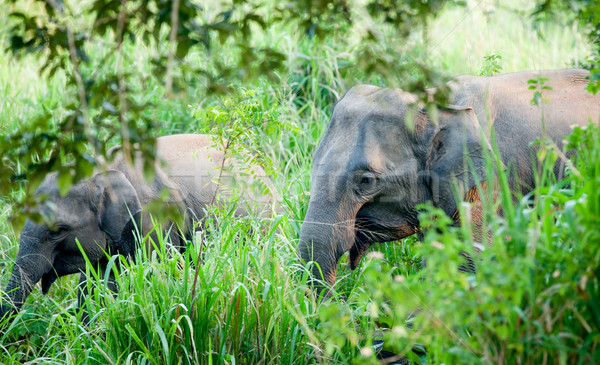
[0,134,278,321]
[299,69,600,294]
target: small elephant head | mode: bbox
[0,170,141,320]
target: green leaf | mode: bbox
[57,168,74,197]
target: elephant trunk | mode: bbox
[299,198,356,297]
[1,238,53,321]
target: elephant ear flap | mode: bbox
[425,106,502,218]
[93,170,142,245]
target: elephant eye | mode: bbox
[356,172,378,194]
[360,176,374,185]
[49,225,69,240]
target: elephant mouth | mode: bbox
[350,222,419,270]
[354,222,418,244]
[40,255,71,295]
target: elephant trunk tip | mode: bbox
[299,236,340,284]
[312,284,335,303]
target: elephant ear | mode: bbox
[93,170,142,245]
[425,106,503,218]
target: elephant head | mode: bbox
[0,170,142,320]
[298,85,498,295]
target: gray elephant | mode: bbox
[299,69,600,294]
[0,134,278,321]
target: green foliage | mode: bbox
[588,66,600,95]
[528,76,552,106]
[367,0,451,37]
[189,88,298,176]
[479,54,503,76]
[533,0,600,94]
[533,0,600,47]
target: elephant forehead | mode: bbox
[337,86,417,119]
[315,123,414,178]
[36,173,92,199]
[40,195,95,227]
[327,89,421,151]
[33,176,94,224]
[318,97,418,173]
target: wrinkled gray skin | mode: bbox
[299,69,600,294]
[0,134,277,321]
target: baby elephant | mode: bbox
[0,134,278,321]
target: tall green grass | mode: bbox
[1,0,598,363]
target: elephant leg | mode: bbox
[166,223,189,254]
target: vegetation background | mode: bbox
[0,0,598,363]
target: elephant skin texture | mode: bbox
[0,134,278,321]
[298,69,600,295]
